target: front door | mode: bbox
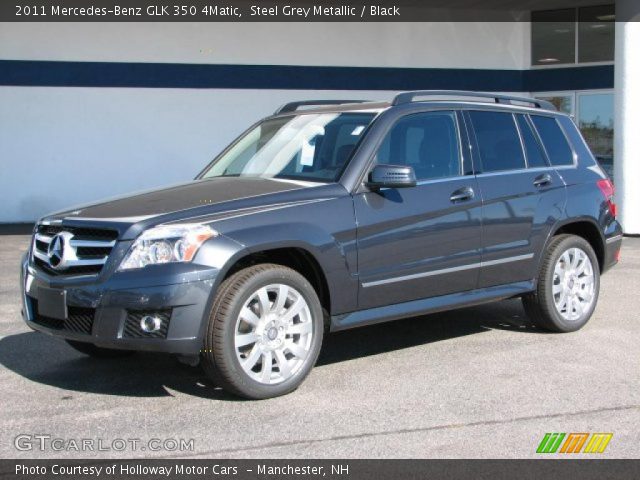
[354,110,483,310]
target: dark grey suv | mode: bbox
[21,91,622,399]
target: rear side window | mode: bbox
[468,111,526,172]
[516,115,548,168]
[531,115,574,166]
[375,111,461,181]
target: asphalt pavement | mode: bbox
[0,233,638,458]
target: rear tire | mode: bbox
[523,234,600,332]
[65,340,135,358]
[201,264,324,400]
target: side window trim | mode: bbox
[456,110,476,176]
[516,114,552,169]
[461,110,482,174]
[512,113,530,169]
[555,117,580,168]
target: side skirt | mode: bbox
[330,280,535,332]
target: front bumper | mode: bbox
[20,254,219,355]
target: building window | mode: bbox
[578,92,614,178]
[531,9,576,66]
[532,94,574,115]
[578,6,615,63]
[531,5,614,66]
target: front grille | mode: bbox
[30,298,95,335]
[31,224,118,276]
[123,310,172,339]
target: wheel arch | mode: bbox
[220,245,332,319]
[546,217,605,272]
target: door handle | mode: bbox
[533,173,552,187]
[450,187,475,203]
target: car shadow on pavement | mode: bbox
[317,298,541,366]
[0,299,539,400]
[0,332,241,401]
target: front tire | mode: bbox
[523,234,600,332]
[202,264,324,399]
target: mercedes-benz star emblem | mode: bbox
[47,234,66,269]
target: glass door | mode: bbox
[577,92,614,180]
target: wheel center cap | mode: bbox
[267,327,278,341]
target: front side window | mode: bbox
[531,115,574,166]
[374,111,461,181]
[468,111,526,173]
[201,112,375,182]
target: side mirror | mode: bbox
[367,164,417,190]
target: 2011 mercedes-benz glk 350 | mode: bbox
[21,91,622,399]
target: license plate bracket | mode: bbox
[38,287,67,320]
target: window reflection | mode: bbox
[578,93,614,179]
[578,6,615,63]
[531,5,614,66]
[531,9,576,66]
[533,95,574,115]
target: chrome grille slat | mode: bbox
[33,249,50,263]
[35,233,53,244]
[63,257,108,267]
[69,239,116,248]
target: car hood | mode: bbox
[43,177,343,240]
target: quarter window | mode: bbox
[468,111,526,173]
[516,115,548,168]
[531,116,574,166]
[375,111,461,181]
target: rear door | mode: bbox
[464,110,566,288]
[354,110,482,310]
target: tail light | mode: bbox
[597,179,617,218]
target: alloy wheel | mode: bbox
[234,284,313,384]
[552,247,596,321]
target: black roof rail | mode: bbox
[274,100,369,115]
[392,90,556,111]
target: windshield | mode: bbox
[200,112,375,182]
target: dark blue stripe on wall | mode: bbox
[0,60,613,92]
[524,65,614,92]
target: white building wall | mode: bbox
[0,22,528,222]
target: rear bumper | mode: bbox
[602,226,623,274]
[20,254,218,355]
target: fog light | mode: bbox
[140,315,162,333]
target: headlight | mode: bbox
[118,224,217,271]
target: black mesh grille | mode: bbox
[30,298,95,335]
[123,310,171,339]
[76,247,112,257]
